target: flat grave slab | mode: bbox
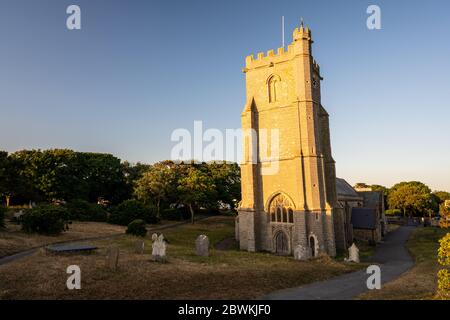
[46,243,98,254]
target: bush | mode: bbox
[438,233,450,298]
[108,200,158,226]
[161,208,190,221]
[126,219,147,237]
[385,209,402,216]
[65,199,108,222]
[21,205,69,235]
[0,206,6,228]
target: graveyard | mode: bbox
[0,216,364,299]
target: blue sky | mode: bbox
[0,0,449,191]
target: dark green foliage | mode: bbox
[126,219,147,237]
[65,200,108,222]
[0,206,6,228]
[109,200,158,226]
[3,149,129,205]
[21,205,70,235]
[161,208,190,221]
[385,209,402,216]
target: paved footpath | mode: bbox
[263,226,416,300]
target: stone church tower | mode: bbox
[237,24,345,257]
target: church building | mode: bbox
[236,23,347,258]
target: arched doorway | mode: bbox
[274,231,289,255]
[309,236,316,257]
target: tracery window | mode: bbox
[269,193,294,224]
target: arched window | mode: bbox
[268,193,294,224]
[276,207,282,222]
[268,75,282,103]
[288,209,293,223]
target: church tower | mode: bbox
[237,23,343,257]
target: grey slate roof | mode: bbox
[351,207,377,230]
[358,191,382,209]
[336,178,363,201]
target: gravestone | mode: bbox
[151,233,167,262]
[135,240,145,254]
[106,246,119,271]
[293,244,311,261]
[13,210,25,221]
[344,243,360,263]
[195,235,210,257]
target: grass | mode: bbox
[0,216,364,299]
[0,220,126,258]
[358,227,449,300]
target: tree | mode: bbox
[134,162,177,219]
[440,202,450,229]
[388,181,433,217]
[434,191,450,205]
[79,152,128,204]
[177,167,216,224]
[205,162,241,211]
[0,151,30,206]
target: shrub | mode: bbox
[385,209,402,216]
[161,208,190,221]
[0,206,6,228]
[108,200,158,226]
[126,219,147,237]
[65,199,108,222]
[438,233,450,298]
[21,205,70,235]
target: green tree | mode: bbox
[177,167,216,224]
[0,151,32,206]
[134,162,177,219]
[79,152,128,204]
[434,191,450,205]
[205,162,241,211]
[388,181,433,217]
[440,202,450,229]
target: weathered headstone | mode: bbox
[195,235,210,257]
[13,210,25,221]
[106,246,119,271]
[344,243,360,263]
[294,244,311,261]
[151,233,167,262]
[135,240,145,254]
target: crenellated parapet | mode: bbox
[244,44,295,71]
[243,24,320,73]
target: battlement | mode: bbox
[244,24,318,72]
[244,43,295,69]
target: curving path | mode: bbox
[263,226,416,300]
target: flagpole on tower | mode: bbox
[282,16,285,48]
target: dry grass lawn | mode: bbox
[0,216,363,299]
[358,227,449,300]
[0,220,126,258]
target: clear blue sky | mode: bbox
[1,0,449,191]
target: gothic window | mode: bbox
[269,193,294,224]
[288,209,293,223]
[276,207,282,222]
[268,75,282,103]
